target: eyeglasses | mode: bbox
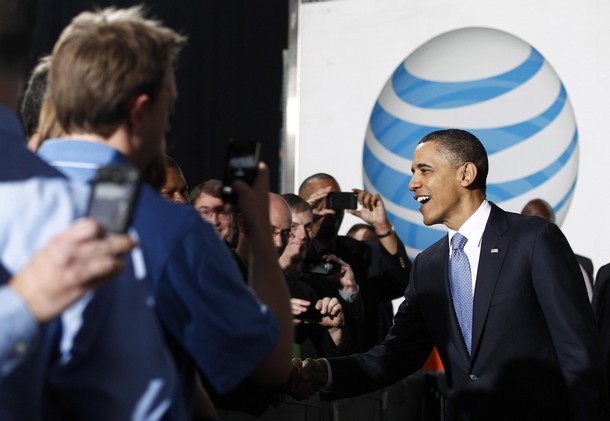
[272,228,293,243]
[199,208,232,221]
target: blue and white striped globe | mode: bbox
[363,27,578,258]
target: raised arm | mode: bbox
[233,163,294,385]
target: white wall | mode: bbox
[295,0,610,277]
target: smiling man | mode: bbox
[292,128,608,421]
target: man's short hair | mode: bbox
[281,193,311,214]
[521,198,556,224]
[49,6,186,137]
[164,154,181,170]
[419,129,489,192]
[190,179,222,203]
[298,173,338,197]
[0,0,38,74]
[20,55,51,139]
[346,223,375,238]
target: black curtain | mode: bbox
[29,0,288,192]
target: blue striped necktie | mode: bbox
[449,233,473,355]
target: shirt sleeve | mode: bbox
[338,284,360,303]
[155,220,280,395]
[0,286,39,378]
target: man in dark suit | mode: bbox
[291,129,608,421]
[592,263,610,408]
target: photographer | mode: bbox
[231,194,354,421]
[299,173,411,353]
[279,194,355,357]
[217,194,351,420]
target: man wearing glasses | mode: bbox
[190,179,236,245]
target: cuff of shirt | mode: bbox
[320,358,333,392]
[0,286,39,376]
[338,284,359,303]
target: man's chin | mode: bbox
[420,212,437,226]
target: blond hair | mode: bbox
[49,6,186,137]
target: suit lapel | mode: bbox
[470,203,509,361]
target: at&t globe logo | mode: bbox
[363,27,578,257]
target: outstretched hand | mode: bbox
[287,358,329,400]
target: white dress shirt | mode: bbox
[447,200,492,295]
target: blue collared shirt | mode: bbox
[0,286,38,378]
[1,110,179,420]
[0,106,85,379]
[38,139,280,405]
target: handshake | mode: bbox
[285,357,330,400]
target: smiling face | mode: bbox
[408,140,473,230]
[268,194,292,256]
[284,210,314,263]
[194,193,233,241]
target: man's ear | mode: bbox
[461,162,478,187]
[127,94,150,136]
[27,132,40,152]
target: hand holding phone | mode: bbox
[86,164,141,234]
[221,139,261,204]
[302,257,341,276]
[325,192,358,210]
[295,305,323,322]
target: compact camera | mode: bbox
[86,164,141,234]
[302,257,340,276]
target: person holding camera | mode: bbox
[215,193,350,421]
[298,173,411,353]
[278,194,356,356]
[228,193,353,421]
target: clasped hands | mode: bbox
[285,357,329,400]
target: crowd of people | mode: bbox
[2,1,610,420]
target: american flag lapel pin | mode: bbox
[491,248,499,254]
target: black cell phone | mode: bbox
[302,257,340,276]
[325,192,358,210]
[86,164,141,234]
[295,305,323,322]
[221,139,261,204]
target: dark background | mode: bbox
[28,0,289,192]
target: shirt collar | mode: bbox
[448,200,491,248]
[37,139,130,182]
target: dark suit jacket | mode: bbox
[592,263,610,406]
[325,203,607,421]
